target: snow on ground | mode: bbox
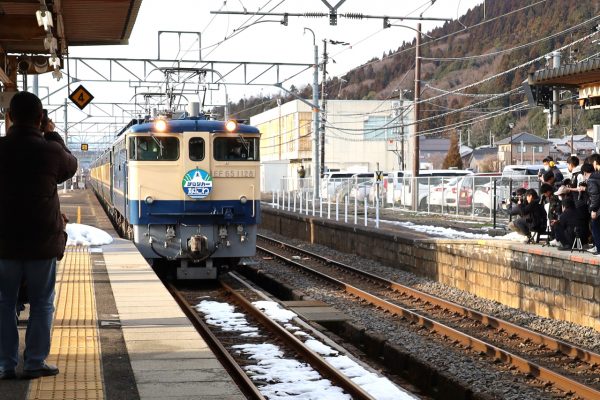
[197,299,416,400]
[66,223,113,246]
[383,220,529,242]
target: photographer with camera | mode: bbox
[506,187,527,217]
[0,92,77,380]
[553,197,587,250]
[507,188,547,242]
[582,163,600,254]
[540,183,561,242]
[541,156,563,184]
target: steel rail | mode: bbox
[256,241,600,400]
[163,280,266,400]
[219,276,376,400]
[257,234,600,365]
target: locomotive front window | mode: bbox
[189,137,205,161]
[129,136,179,161]
[214,137,260,161]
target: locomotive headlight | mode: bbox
[154,119,167,132]
[225,120,238,132]
[145,196,154,204]
[239,195,247,204]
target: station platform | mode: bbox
[0,189,244,400]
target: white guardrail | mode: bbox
[267,175,542,227]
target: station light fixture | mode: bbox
[225,120,238,132]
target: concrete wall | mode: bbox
[262,207,600,331]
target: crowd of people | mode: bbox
[508,154,600,254]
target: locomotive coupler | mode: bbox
[188,235,209,254]
[165,225,176,240]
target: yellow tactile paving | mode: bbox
[28,246,105,400]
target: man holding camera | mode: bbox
[542,156,563,184]
[507,188,547,242]
[0,92,77,380]
[582,163,600,255]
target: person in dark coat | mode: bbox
[582,162,600,255]
[508,188,547,241]
[553,197,587,250]
[542,156,563,184]
[0,92,77,380]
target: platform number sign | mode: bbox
[69,85,94,110]
[81,144,88,151]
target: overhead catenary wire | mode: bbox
[335,0,549,75]
[421,14,600,62]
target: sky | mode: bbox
[32,0,484,145]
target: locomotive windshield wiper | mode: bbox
[238,134,250,154]
[151,135,164,157]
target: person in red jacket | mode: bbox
[0,91,77,380]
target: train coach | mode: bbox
[90,115,260,279]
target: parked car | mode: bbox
[387,170,474,209]
[427,177,463,210]
[472,175,540,213]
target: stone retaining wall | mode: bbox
[261,207,600,331]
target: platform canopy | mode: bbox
[0,0,143,88]
[526,59,600,110]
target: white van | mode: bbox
[386,169,474,208]
[502,163,569,180]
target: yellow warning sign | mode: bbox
[69,85,94,110]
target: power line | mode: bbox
[421,14,600,62]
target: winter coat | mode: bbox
[586,172,600,213]
[520,199,547,232]
[551,166,564,183]
[0,125,77,259]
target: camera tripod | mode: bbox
[571,228,583,253]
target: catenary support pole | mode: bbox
[411,23,421,211]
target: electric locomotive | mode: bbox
[90,113,260,279]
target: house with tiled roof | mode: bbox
[495,132,551,168]
[549,135,596,160]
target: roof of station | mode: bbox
[528,59,600,87]
[0,0,143,54]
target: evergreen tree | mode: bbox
[443,133,463,169]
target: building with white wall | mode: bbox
[250,99,413,186]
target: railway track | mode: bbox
[165,273,413,400]
[256,233,600,400]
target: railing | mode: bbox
[267,175,542,227]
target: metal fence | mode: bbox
[268,175,542,224]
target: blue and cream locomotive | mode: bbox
[90,115,260,279]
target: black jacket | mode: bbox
[557,207,586,236]
[0,125,77,259]
[519,199,547,232]
[587,172,600,213]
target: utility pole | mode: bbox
[399,92,405,170]
[467,128,471,148]
[63,98,68,191]
[304,28,320,198]
[411,23,421,210]
[551,51,561,126]
[571,94,575,155]
[320,39,328,177]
